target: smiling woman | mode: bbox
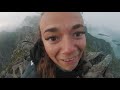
[22,12,113,78]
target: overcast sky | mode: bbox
[0,12,38,31]
[83,12,120,31]
[0,12,120,32]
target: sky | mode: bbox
[83,12,120,32]
[0,12,38,32]
[0,12,120,32]
[83,12,120,58]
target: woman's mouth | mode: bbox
[61,56,78,62]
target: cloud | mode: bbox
[0,12,120,33]
[0,12,38,32]
[83,12,120,32]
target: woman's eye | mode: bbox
[73,31,85,38]
[45,36,59,42]
[49,37,57,41]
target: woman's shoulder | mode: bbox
[21,61,39,78]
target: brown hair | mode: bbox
[36,27,56,78]
[37,55,56,78]
[36,12,85,78]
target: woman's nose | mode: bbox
[61,38,76,55]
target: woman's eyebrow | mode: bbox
[72,24,84,30]
[44,27,59,34]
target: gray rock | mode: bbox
[84,54,113,78]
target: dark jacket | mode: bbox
[21,40,113,78]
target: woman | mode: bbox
[22,12,113,78]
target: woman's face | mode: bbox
[40,12,86,71]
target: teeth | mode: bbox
[62,56,76,62]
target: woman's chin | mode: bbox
[59,65,78,72]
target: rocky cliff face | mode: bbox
[85,26,120,78]
[0,15,40,78]
[85,26,114,56]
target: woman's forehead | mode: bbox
[40,12,84,31]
